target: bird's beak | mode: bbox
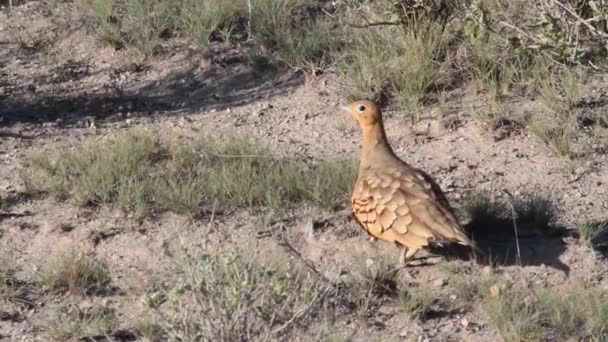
[340,105,350,114]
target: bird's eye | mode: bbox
[357,105,366,112]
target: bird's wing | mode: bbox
[352,169,472,248]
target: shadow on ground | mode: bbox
[0,45,303,128]
[430,217,571,274]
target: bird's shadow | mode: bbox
[431,220,570,275]
[429,192,572,274]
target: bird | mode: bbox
[342,100,477,266]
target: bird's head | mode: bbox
[341,100,382,128]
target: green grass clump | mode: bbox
[462,190,558,238]
[23,130,357,219]
[73,0,333,67]
[483,284,608,341]
[400,286,436,318]
[337,17,443,115]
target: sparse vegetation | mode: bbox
[43,304,118,340]
[3,0,608,340]
[579,220,608,253]
[337,16,443,115]
[23,130,357,218]
[580,220,608,242]
[463,190,559,238]
[400,286,436,318]
[142,248,329,340]
[4,0,597,154]
[349,255,399,316]
[482,283,608,341]
[70,0,334,66]
[0,261,19,303]
[38,251,111,296]
[450,275,479,302]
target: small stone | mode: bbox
[433,278,447,287]
[461,318,470,328]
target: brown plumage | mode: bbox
[342,100,476,265]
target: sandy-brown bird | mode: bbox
[342,100,476,265]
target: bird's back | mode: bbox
[352,152,473,249]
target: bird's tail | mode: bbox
[455,230,486,261]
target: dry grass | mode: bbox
[463,190,558,238]
[348,255,399,316]
[31,0,608,154]
[0,261,20,303]
[70,0,333,67]
[23,130,357,218]
[579,220,608,253]
[141,247,329,340]
[43,304,118,340]
[37,251,111,296]
[400,286,436,318]
[337,16,443,115]
[482,283,608,341]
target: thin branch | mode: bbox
[345,10,399,29]
[345,20,400,29]
[278,238,333,285]
[552,0,608,38]
[268,285,332,337]
[502,189,522,266]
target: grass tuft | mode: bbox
[337,16,443,115]
[37,251,111,296]
[24,130,357,218]
[463,190,558,239]
[400,286,436,318]
[349,255,399,316]
[579,220,608,252]
[142,248,326,340]
[0,261,21,303]
[43,304,118,340]
[483,284,608,341]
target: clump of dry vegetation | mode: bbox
[482,283,608,341]
[141,247,331,340]
[43,304,118,340]
[462,189,559,238]
[64,0,334,67]
[37,251,112,296]
[348,255,399,316]
[579,219,608,253]
[22,130,357,219]
[444,271,608,341]
[0,261,20,303]
[399,286,437,318]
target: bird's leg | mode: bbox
[399,247,420,267]
[369,236,376,242]
[399,246,407,266]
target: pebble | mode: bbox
[433,278,447,287]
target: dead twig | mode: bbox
[278,238,333,285]
[552,0,608,38]
[345,11,399,29]
[502,189,522,266]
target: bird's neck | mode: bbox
[360,121,396,169]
